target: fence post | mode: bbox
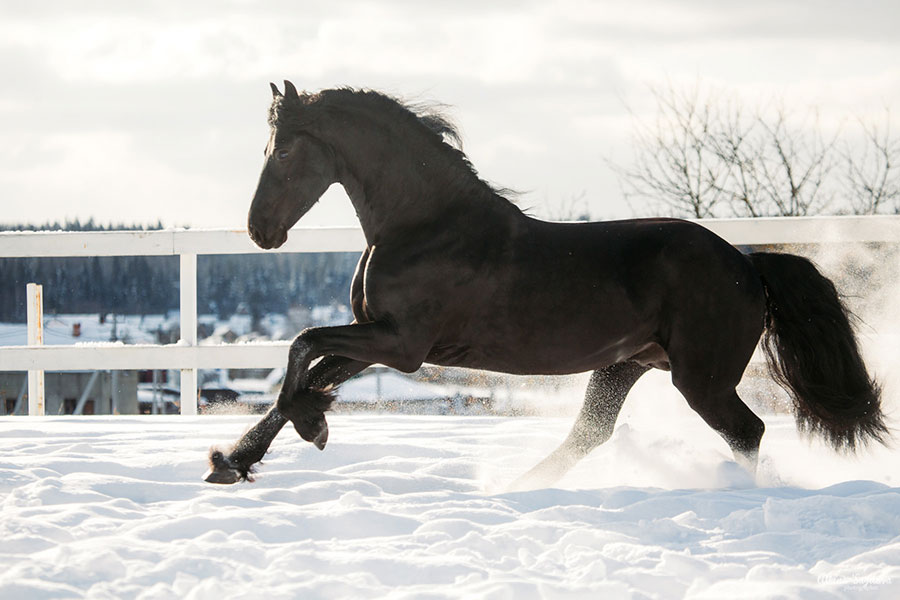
[26,283,45,416]
[180,253,198,415]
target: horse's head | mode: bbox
[248,81,338,249]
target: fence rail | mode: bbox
[1,216,899,415]
[0,226,366,257]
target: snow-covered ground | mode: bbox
[2,371,899,599]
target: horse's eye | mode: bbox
[276,149,290,160]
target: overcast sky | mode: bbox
[1,0,898,228]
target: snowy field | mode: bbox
[2,370,899,600]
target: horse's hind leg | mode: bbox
[669,340,765,474]
[509,361,649,491]
[672,380,765,474]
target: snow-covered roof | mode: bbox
[0,314,160,345]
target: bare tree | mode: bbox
[542,191,592,222]
[616,83,732,218]
[615,84,841,218]
[753,105,837,216]
[704,98,765,216]
[844,109,900,215]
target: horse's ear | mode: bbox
[283,80,300,100]
[270,82,282,98]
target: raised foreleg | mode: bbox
[206,320,433,483]
[275,321,431,439]
[204,355,370,483]
[509,361,649,491]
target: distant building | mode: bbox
[0,314,148,415]
[1,370,139,415]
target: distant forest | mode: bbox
[0,220,358,323]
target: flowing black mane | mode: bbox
[269,87,512,199]
[269,87,462,144]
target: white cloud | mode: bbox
[0,132,245,227]
[0,1,899,226]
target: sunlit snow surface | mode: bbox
[2,374,899,599]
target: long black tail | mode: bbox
[749,252,888,451]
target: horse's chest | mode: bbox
[359,245,485,322]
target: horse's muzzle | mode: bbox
[248,225,288,250]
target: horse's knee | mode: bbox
[289,330,314,361]
[277,387,334,449]
[285,330,318,382]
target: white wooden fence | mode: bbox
[1,216,898,415]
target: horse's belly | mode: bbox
[425,336,656,376]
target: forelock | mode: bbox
[267,93,321,131]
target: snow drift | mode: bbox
[2,400,898,599]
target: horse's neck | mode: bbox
[343,179,501,246]
[337,140,511,245]
[315,104,519,243]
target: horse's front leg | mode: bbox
[204,355,369,484]
[276,321,429,445]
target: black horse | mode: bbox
[205,82,888,486]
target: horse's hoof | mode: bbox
[204,448,245,484]
[203,466,241,484]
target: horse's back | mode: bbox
[511,216,761,319]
